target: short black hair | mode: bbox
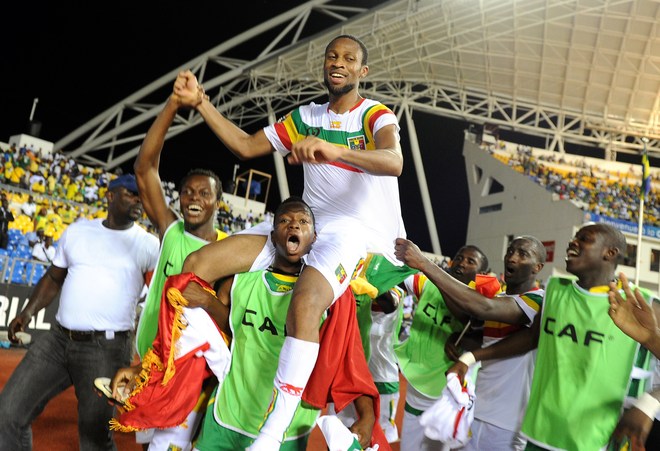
[179,169,222,199]
[457,244,490,273]
[274,196,315,227]
[327,34,368,66]
[589,223,627,266]
[512,235,547,264]
[597,224,627,252]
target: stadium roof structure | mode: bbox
[58,0,660,169]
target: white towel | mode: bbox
[419,372,476,448]
[316,415,380,451]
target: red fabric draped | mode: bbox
[303,288,391,450]
[111,273,215,432]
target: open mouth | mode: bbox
[286,235,300,253]
[186,204,203,215]
[328,72,346,84]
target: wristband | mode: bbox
[634,393,660,420]
[458,352,476,367]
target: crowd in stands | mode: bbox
[487,143,660,228]
[0,143,272,286]
[4,137,655,287]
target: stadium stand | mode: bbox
[0,142,271,286]
[464,132,660,293]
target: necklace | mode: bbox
[267,265,300,277]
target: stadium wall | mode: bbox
[8,133,54,155]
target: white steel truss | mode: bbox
[57,0,660,169]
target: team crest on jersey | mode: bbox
[264,272,296,293]
[272,282,294,292]
[300,126,321,137]
[347,135,366,150]
[330,120,341,129]
[335,264,347,284]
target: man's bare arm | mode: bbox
[8,266,67,342]
[173,70,274,160]
[134,96,180,237]
[287,126,403,176]
[610,388,660,450]
[350,395,376,449]
[394,238,528,324]
[446,314,540,381]
[182,234,267,286]
[183,276,233,336]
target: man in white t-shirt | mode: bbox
[0,174,159,450]
[21,195,37,218]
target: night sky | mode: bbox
[6,0,588,259]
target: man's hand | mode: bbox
[394,237,431,271]
[287,136,345,165]
[445,360,468,385]
[444,336,463,362]
[172,70,206,109]
[349,416,375,449]
[351,395,376,448]
[609,272,658,348]
[110,363,141,401]
[609,406,653,451]
[7,313,30,344]
[181,281,217,309]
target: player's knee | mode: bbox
[182,251,199,274]
[287,291,332,336]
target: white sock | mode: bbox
[258,336,319,442]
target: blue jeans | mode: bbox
[0,325,133,450]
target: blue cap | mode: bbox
[108,174,138,194]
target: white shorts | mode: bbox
[134,407,202,451]
[404,381,439,412]
[400,409,448,451]
[243,218,367,302]
[463,419,526,451]
[369,309,401,383]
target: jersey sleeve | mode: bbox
[510,289,545,324]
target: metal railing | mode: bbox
[0,256,49,286]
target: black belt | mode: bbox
[57,324,130,342]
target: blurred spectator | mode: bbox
[83,183,99,203]
[21,195,37,218]
[33,206,48,232]
[31,232,55,263]
[0,194,15,249]
[26,228,45,249]
[29,171,47,194]
[58,204,78,225]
